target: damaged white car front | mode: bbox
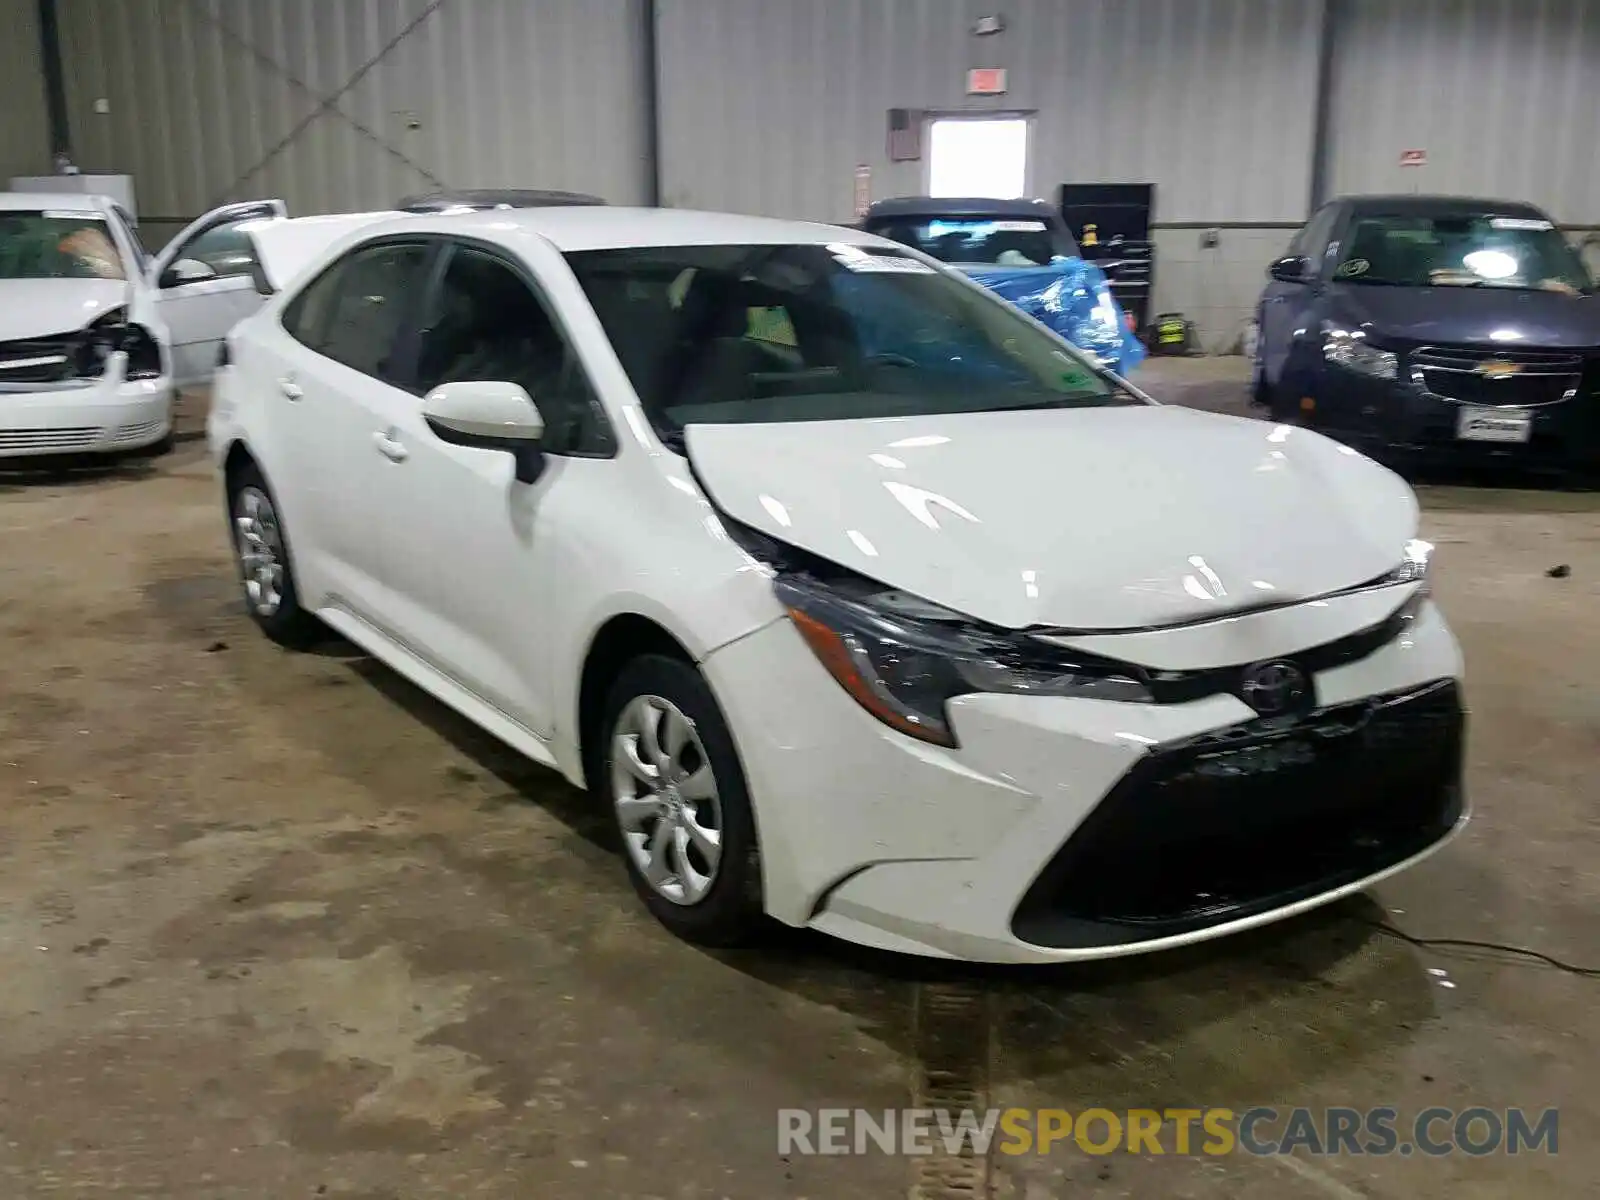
[0,193,285,459]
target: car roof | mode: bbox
[244,206,896,293]
[1336,194,1554,220]
[397,188,606,212]
[346,206,888,252]
[864,196,1059,221]
[0,191,109,213]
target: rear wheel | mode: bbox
[228,463,321,648]
[601,654,764,946]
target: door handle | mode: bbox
[278,377,303,400]
[372,431,409,462]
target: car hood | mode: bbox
[0,278,130,340]
[685,406,1417,631]
[1329,282,1600,349]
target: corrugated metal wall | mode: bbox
[0,0,51,181]
[54,0,652,232]
[19,0,1600,343]
[1327,0,1600,224]
[656,0,1323,224]
[1328,0,1600,224]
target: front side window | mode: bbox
[565,242,1134,440]
[415,246,611,454]
[870,216,1077,266]
[1334,213,1592,293]
[0,210,126,280]
[286,242,431,381]
[179,221,261,280]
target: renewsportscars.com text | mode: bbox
[778,1106,1558,1158]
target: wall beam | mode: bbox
[1306,0,1342,212]
[642,0,663,206]
[35,0,70,158]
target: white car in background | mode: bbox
[0,192,284,459]
[208,206,1467,964]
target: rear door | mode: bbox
[262,238,439,622]
[149,199,286,385]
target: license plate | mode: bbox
[1456,405,1532,443]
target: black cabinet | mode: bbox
[1059,183,1156,335]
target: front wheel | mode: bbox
[601,654,764,946]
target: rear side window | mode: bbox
[869,216,1076,266]
[283,242,431,382]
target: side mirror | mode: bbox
[422,380,547,484]
[1268,255,1313,285]
[159,257,218,288]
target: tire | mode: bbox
[600,654,764,946]
[1249,315,1272,409]
[1252,366,1272,410]
[227,462,321,649]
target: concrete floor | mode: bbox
[1,372,1597,1198]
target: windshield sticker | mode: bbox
[1336,258,1370,278]
[989,220,1048,232]
[828,244,936,274]
[1490,217,1554,231]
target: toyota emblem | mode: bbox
[1240,660,1310,716]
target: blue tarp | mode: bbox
[963,260,1146,376]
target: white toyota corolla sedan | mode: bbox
[207,206,1466,964]
[0,191,285,459]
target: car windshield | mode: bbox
[564,242,1134,438]
[1334,213,1592,293]
[0,211,126,281]
[867,217,1077,266]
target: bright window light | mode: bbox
[928,118,1028,199]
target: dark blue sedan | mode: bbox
[1253,195,1600,470]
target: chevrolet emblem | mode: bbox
[1477,360,1523,378]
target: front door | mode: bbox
[360,239,615,738]
[150,200,285,385]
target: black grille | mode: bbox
[1410,345,1582,408]
[1011,679,1465,949]
[0,332,79,384]
[1030,588,1426,708]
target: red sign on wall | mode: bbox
[966,68,1008,95]
[1399,148,1428,167]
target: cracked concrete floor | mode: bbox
[0,383,1597,1198]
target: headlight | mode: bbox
[1323,328,1397,380]
[770,572,1151,748]
[70,306,163,381]
[1377,538,1433,596]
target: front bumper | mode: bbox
[0,360,173,458]
[1303,360,1600,470]
[702,592,1465,964]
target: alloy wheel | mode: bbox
[233,485,286,617]
[610,693,724,906]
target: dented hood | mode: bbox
[686,406,1418,631]
[0,278,129,340]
